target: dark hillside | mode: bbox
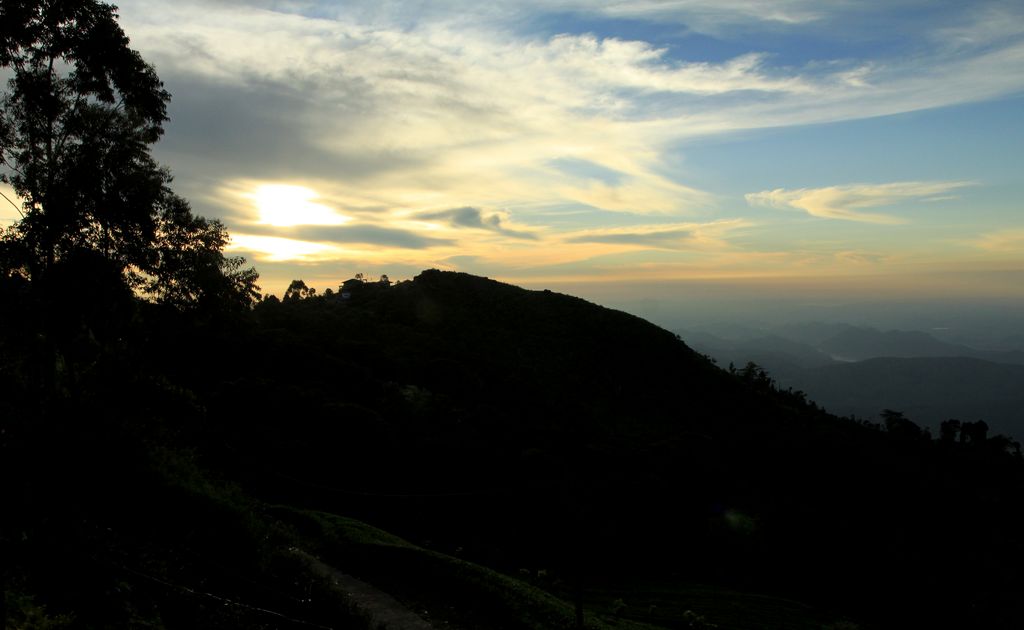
[149,271,1024,628]
[5,270,1024,629]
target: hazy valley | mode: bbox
[681,322,1024,439]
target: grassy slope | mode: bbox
[271,506,856,630]
[273,506,666,630]
[580,582,841,630]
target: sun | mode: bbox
[251,184,351,227]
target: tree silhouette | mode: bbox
[940,419,961,443]
[881,408,924,440]
[1,0,166,276]
[284,279,314,301]
[143,195,260,311]
[0,0,256,307]
[959,420,989,445]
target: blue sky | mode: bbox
[14,0,1016,305]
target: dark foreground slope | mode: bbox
[4,270,1024,629]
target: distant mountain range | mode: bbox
[682,323,1024,437]
[785,357,1024,436]
[817,326,1024,364]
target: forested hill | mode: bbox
[5,269,1024,629]
[3,3,1023,627]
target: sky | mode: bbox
[5,0,1023,325]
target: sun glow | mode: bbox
[0,182,26,227]
[228,233,340,262]
[251,184,350,227]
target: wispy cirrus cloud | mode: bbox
[121,0,1024,226]
[567,227,698,248]
[235,1,828,35]
[565,219,750,249]
[416,207,539,240]
[932,2,1024,50]
[242,223,456,249]
[106,0,1024,293]
[745,181,974,224]
[579,0,824,26]
[835,250,889,265]
[967,228,1024,252]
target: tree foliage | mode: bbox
[284,279,314,302]
[143,195,260,312]
[0,0,257,308]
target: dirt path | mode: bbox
[291,549,435,630]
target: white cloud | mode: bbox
[126,5,752,215]
[117,0,1024,225]
[106,0,1024,284]
[745,181,974,223]
[124,1,1024,149]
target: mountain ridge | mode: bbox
[5,270,1024,629]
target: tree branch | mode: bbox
[0,189,25,219]
[0,151,27,177]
